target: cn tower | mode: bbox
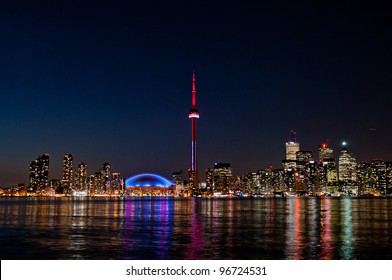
[188,71,199,195]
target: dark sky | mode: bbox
[1,0,391,185]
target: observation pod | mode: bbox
[125,173,175,196]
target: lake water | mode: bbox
[0,197,391,260]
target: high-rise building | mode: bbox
[88,174,97,196]
[295,151,314,193]
[318,144,333,164]
[93,171,103,194]
[286,142,300,161]
[111,172,124,195]
[324,159,337,183]
[28,153,49,194]
[285,131,300,161]
[188,71,200,195]
[172,171,185,195]
[386,162,392,195]
[210,163,232,194]
[62,154,73,195]
[100,163,111,194]
[357,162,370,194]
[370,159,386,195]
[75,162,88,194]
[338,148,357,182]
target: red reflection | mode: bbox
[293,197,302,259]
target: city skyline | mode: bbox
[1,1,392,186]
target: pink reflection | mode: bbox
[320,197,333,259]
[184,199,204,259]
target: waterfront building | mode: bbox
[316,143,338,193]
[125,173,175,196]
[10,184,27,196]
[88,175,96,196]
[211,163,233,194]
[75,162,88,194]
[338,148,358,194]
[286,141,300,161]
[28,153,49,195]
[357,162,371,194]
[338,148,357,182]
[173,171,185,195]
[324,158,337,186]
[370,159,387,195]
[282,159,297,171]
[62,154,73,195]
[295,151,313,193]
[318,144,333,164]
[258,167,285,194]
[241,172,260,195]
[99,163,111,194]
[386,162,392,195]
[93,171,103,194]
[111,172,124,195]
[205,168,214,193]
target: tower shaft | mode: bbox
[188,71,199,194]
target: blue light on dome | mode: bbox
[125,173,175,188]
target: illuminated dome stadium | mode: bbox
[125,173,175,196]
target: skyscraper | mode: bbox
[318,144,333,164]
[100,163,111,194]
[75,162,88,194]
[111,172,124,195]
[28,153,49,194]
[338,148,357,182]
[188,71,200,195]
[370,159,387,195]
[285,131,300,161]
[62,154,73,194]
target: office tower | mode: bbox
[62,154,73,194]
[295,151,314,193]
[370,159,387,195]
[318,144,333,164]
[111,172,124,195]
[88,175,96,196]
[93,171,103,194]
[210,163,232,194]
[296,151,313,162]
[172,171,185,195]
[357,162,371,194]
[100,163,111,194]
[205,168,214,189]
[338,148,357,182]
[75,162,88,194]
[386,162,392,195]
[188,71,200,195]
[318,144,337,186]
[242,172,261,194]
[324,159,337,183]
[28,153,49,194]
[285,130,300,161]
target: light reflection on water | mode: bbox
[0,197,391,260]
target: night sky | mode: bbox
[1,1,391,186]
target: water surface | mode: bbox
[0,197,391,259]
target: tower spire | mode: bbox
[192,70,196,108]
